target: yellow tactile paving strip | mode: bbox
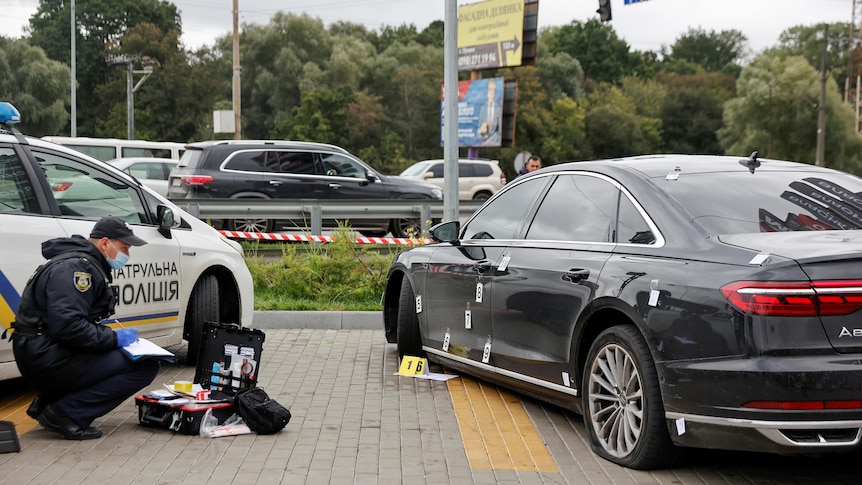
[0,386,39,435]
[447,374,559,472]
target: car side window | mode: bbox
[430,163,444,178]
[320,153,366,179]
[125,162,169,181]
[472,164,493,177]
[526,174,616,242]
[34,150,147,223]
[273,151,317,175]
[0,147,40,214]
[462,177,546,240]
[617,193,655,244]
[223,150,271,172]
[458,164,473,177]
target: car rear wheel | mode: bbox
[184,275,219,365]
[472,191,492,201]
[583,325,679,470]
[229,217,273,233]
[396,277,423,358]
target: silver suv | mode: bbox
[399,159,506,201]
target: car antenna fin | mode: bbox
[739,151,760,174]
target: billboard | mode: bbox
[441,77,504,148]
[457,0,525,71]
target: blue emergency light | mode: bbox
[0,102,21,125]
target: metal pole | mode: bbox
[127,62,134,140]
[443,0,459,223]
[232,0,242,140]
[70,0,76,137]
[816,24,828,167]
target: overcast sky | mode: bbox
[0,0,853,54]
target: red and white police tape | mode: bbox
[218,230,429,245]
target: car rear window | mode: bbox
[660,170,862,234]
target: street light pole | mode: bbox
[232,0,241,140]
[70,0,76,137]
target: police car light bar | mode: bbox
[0,102,22,125]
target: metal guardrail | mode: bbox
[170,198,485,234]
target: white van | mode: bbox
[1,103,253,381]
[41,136,185,161]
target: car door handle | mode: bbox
[562,268,590,283]
[473,260,493,273]
[268,180,283,186]
[329,183,342,190]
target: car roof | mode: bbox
[546,154,838,179]
[185,139,351,154]
[416,159,500,165]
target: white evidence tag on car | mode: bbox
[497,255,511,271]
[442,331,450,352]
[475,282,483,303]
[465,310,472,329]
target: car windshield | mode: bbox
[660,169,862,233]
[400,161,432,177]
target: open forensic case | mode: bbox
[193,321,265,395]
[135,396,234,435]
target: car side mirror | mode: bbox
[157,205,175,239]
[430,220,460,244]
[422,173,433,180]
[365,170,377,182]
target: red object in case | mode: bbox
[134,396,234,435]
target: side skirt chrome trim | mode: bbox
[666,412,862,448]
[424,346,578,397]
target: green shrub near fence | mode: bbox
[244,225,410,311]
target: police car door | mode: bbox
[32,148,183,341]
[0,144,67,381]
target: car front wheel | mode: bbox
[184,274,219,365]
[582,325,679,470]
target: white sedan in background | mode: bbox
[107,157,178,197]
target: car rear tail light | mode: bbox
[743,400,862,410]
[51,182,73,192]
[500,173,507,185]
[721,280,862,316]
[180,175,214,186]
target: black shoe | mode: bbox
[37,404,102,440]
[26,394,48,419]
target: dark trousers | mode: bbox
[52,350,159,428]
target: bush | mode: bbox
[245,225,403,311]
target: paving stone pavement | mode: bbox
[1,328,861,484]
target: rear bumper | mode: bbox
[660,354,862,452]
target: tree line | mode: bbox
[1,0,861,179]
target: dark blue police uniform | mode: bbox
[12,227,158,440]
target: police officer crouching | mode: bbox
[11,216,159,440]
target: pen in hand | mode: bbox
[115,321,139,344]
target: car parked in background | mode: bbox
[383,153,862,470]
[399,159,506,200]
[107,157,178,197]
[166,140,442,236]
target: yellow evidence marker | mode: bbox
[397,356,429,376]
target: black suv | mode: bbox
[166,140,443,236]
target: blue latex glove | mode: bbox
[115,328,138,347]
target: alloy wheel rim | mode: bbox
[587,343,644,458]
[234,218,269,233]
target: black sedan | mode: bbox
[382,153,862,470]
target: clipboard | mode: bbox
[122,337,176,363]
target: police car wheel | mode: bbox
[185,274,219,365]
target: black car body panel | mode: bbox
[383,154,862,469]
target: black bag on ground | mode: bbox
[234,387,290,434]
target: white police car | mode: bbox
[0,102,254,380]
